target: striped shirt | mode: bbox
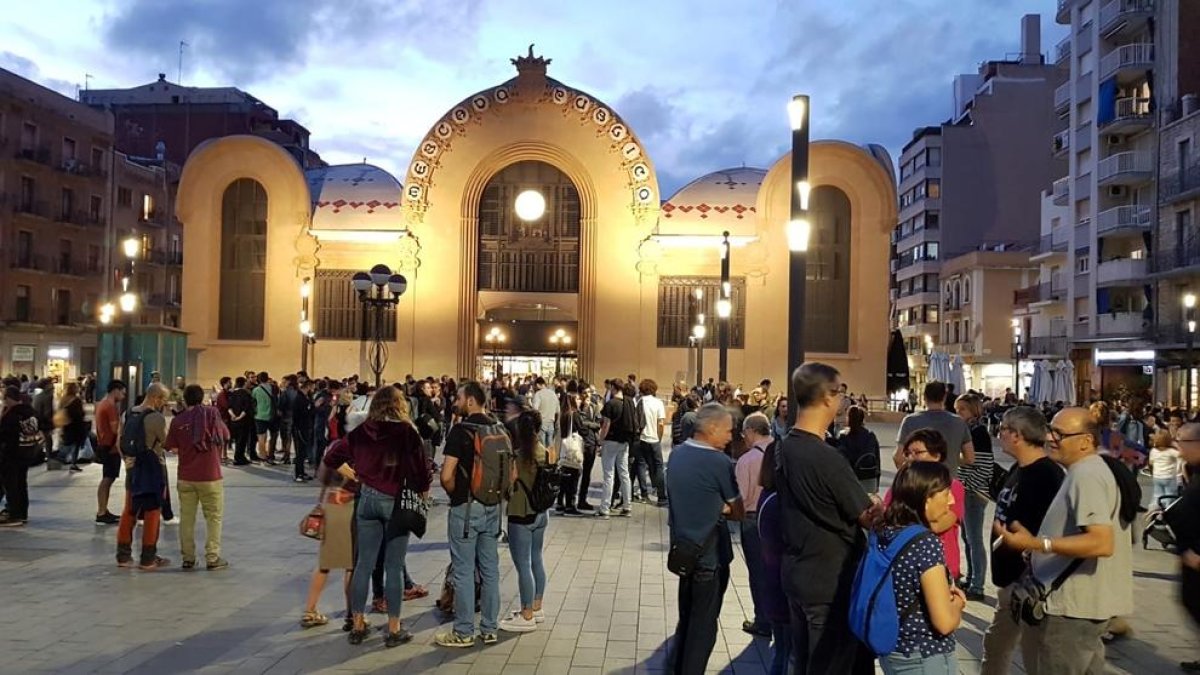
[958,422,994,494]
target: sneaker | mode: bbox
[499,613,537,633]
[371,598,387,614]
[206,558,230,571]
[533,610,546,623]
[0,518,26,528]
[294,476,307,483]
[69,464,83,472]
[116,558,134,568]
[563,507,582,517]
[138,556,171,571]
[965,590,987,603]
[97,512,120,524]
[384,630,413,648]
[618,508,632,518]
[594,511,610,520]
[435,630,476,648]
[182,560,196,570]
[479,632,499,645]
[576,502,594,511]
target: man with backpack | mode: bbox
[0,386,41,527]
[992,406,1133,674]
[597,379,635,519]
[116,383,171,570]
[436,380,511,648]
[165,384,230,570]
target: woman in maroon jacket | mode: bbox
[324,385,430,648]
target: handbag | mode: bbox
[665,498,719,577]
[559,416,585,470]
[1009,557,1084,626]
[76,435,96,463]
[388,478,429,540]
[299,504,325,540]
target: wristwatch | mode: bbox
[1041,537,1053,554]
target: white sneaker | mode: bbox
[499,612,537,633]
[533,610,546,623]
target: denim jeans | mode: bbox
[880,651,957,674]
[578,445,597,505]
[539,428,555,451]
[961,491,988,594]
[600,440,631,514]
[448,502,501,636]
[350,486,409,620]
[635,440,665,500]
[671,565,729,674]
[740,513,768,627]
[507,511,548,608]
[1152,477,1179,507]
[981,584,1038,675]
[770,621,792,675]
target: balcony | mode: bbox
[1151,238,1200,275]
[8,253,46,272]
[1052,176,1070,205]
[1052,130,1070,157]
[1075,273,1091,298]
[1100,43,1154,84]
[1055,37,1072,65]
[53,259,92,277]
[138,208,166,226]
[1028,335,1070,357]
[1055,82,1071,114]
[1097,151,1153,187]
[1160,163,1200,205]
[1100,97,1152,134]
[1096,205,1152,236]
[1099,0,1154,39]
[1057,0,1073,24]
[1074,221,1092,249]
[13,145,52,166]
[1095,256,1147,286]
[144,249,184,266]
[13,199,49,219]
[1096,311,1147,336]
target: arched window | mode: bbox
[218,178,267,340]
[807,186,852,352]
[477,161,581,293]
[963,278,971,301]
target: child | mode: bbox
[1149,429,1184,508]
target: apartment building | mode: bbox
[0,68,113,380]
[892,14,1065,390]
[1021,0,1200,404]
[113,151,182,330]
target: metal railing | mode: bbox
[13,145,52,166]
[14,199,49,218]
[8,253,46,271]
[1055,82,1071,111]
[1096,257,1147,284]
[1112,96,1151,123]
[1028,335,1069,356]
[1100,43,1154,81]
[1052,176,1070,203]
[1097,151,1153,183]
[1151,238,1200,273]
[1053,130,1070,155]
[1055,37,1072,64]
[1096,205,1152,235]
[1099,0,1154,35]
[1160,163,1200,203]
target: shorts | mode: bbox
[100,446,121,479]
[255,420,271,435]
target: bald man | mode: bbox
[116,382,172,571]
[1171,424,1200,671]
[994,407,1133,675]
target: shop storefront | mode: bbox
[1095,349,1155,404]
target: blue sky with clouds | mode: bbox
[1,0,1065,196]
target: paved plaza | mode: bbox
[0,423,1197,674]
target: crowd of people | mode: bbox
[2,365,1200,673]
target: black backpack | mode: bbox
[121,410,150,458]
[621,397,644,438]
[517,456,561,513]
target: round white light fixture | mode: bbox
[119,292,138,313]
[514,190,546,221]
[122,237,140,259]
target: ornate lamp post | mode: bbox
[99,235,141,412]
[1011,318,1023,400]
[299,278,316,374]
[1185,292,1196,410]
[352,264,407,388]
[549,328,572,377]
[785,93,811,426]
[484,326,506,378]
[718,230,732,382]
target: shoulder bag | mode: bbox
[388,475,429,540]
[560,416,585,470]
[1010,557,1084,626]
[299,504,325,540]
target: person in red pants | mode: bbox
[116,383,170,570]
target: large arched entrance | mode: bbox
[476,160,581,379]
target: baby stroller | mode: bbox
[1142,493,1181,551]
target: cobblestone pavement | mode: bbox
[0,423,1196,674]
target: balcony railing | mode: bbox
[1096,205,1152,235]
[1160,163,1200,204]
[1096,311,1147,336]
[1054,82,1071,112]
[1097,151,1153,185]
[895,254,939,271]
[1052,176,1070,204]
[1052,130,1070,156]
[1151,238,1200,274]
[1028,335,1069,356]
[8,253,46,271]
[1055,37,1072,64]
[1100,43,1154,82]
[13,145,52,166]
[144,249,184,266]
[1096,256,1147,285]
[1099,0,1154,36]
[138,208,166,226]
[13,199,49,218]
[1113,96,1151,124]
[1057,0,1073,24]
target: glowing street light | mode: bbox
[514,189,546,221]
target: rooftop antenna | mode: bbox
[84,73,93,91]
[178,40,188,83]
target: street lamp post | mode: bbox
[352,264,407,388]
[549,328,572,377]
[785,93,811,427]
[1185,293,1196,410]
[693,322,707,388]
[1011,318,1023,401]
[299,278,316,374]
[484,326,506,378]
[718,230,732,383]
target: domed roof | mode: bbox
[305,163,403,230]
[662,167,766,222]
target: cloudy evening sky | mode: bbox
[1,0,1065,195]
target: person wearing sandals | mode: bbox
[499,408,553,633]
[300,439,356,631]
[324,385,430,648]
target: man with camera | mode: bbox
[993,406,1133,675]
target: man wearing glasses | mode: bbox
[980,406,1064,675]
[993,407,1133,675]
[1170,425,1200,672]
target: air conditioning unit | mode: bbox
[1106,134,1124,147]
[1108,185,1128,198]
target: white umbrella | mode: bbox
[951,354,967,394]
[1057,360,1077,405]
[926,351,942,386]
[1029,360,1045,404]
[1036,361,1056,404]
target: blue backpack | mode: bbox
[849,524,933,656]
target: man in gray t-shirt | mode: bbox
[993,407,1133,675]
[895,382,974,473]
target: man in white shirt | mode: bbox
[530,377,560,450]
[635,379,668,506]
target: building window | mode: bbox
[141,194,155,221]
[58,239,72,274]
[314,269,396,341]
[53,289,71,325]
[89,195,102,223]
[964,319,971,342]
[15,285,30,322]
[87,244,100,273]
[62,137,76,163]
[19,176,34,211]
[926,305,939,323]
[477,161,580,293]
[117,187,132,208]
[20,122,36,151]
[806,186,852,353]
[1077,255,1090,273]
[656,276,746,348]
[218,178,267,340]
[91,146,104,170]
[927,180,940,199]
[60,188,74,221]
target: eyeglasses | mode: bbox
[903,447,933,458]
[1046,428,1091,445]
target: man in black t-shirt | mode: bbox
[980,406,1064,675]
[776,363,876,675]
[1170,424,1200,672]
[597,379,633,518]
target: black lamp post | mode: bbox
[718,230,732,383]
[352,264,407,388]
[299,277,316,374]
[484,326,505,378]
[785,94,811,427]
[692,287,706,388]
[1185,292,1196,410]
[100,235,141,413]
[550,328,571,377]
[1011,319,1023,400]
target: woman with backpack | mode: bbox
[500,408,554,633]
[324,385,429,648]
[862,461,965,674]
[836,405,881,494]
[56,381,88,471]
[888,429,965,580]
